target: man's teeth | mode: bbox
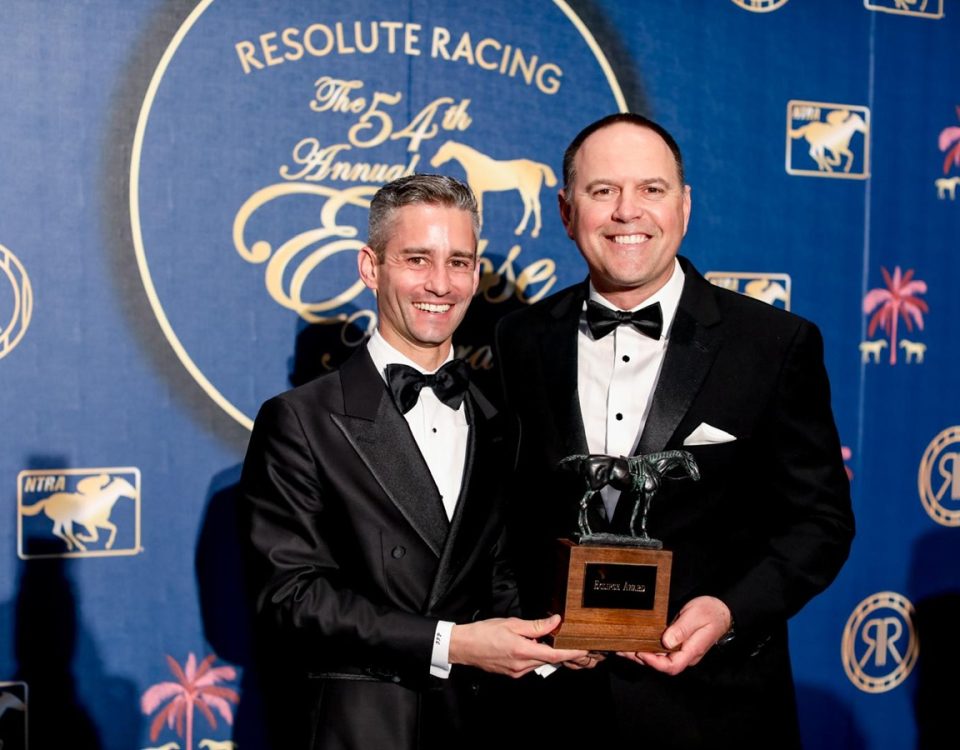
[612,234,649,245]
[414,303,451,313]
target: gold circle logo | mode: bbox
[918,426,960,526]
[0,244,33,360]
[731,0,790,12]
[842,591,918,693]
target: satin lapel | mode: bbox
[636,261,723,455]
[540,282,590,456]
[329,348,449,558]
[427,384,500,610]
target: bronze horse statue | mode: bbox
[559,450,700,545]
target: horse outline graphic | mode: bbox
[430,140,557,238]
[789,109,868,173]
[859,339,888,363]
[899,339,926,363]
[786,101,870,179]
[934,176,959,200]
[18,468,142,559]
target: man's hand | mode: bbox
[616,596,732,676]
[450,614,590,678]
[562,651,607,670]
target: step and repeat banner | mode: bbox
[1,1,957,748]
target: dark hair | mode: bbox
[562,113,686,195]
[367,173,480,260]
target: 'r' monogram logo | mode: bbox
[842,592,918,693]
[919,427,960,527]
[859,616,903,668]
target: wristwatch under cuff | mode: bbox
[716,619,736,647]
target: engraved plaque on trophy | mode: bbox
[546,451,699,652]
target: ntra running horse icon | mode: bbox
[21,474,137,551]
[789,110,867,173]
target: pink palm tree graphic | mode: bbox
[938,105,960,175]
[863,266,928,365]
[141,652,239,750]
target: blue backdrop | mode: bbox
[1,1,958,748]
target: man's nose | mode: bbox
[612,190,644,222]
[424,263,452,295]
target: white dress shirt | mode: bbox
[578,259,685,520]
[366,330,469,678]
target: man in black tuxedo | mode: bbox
[496,114,855,748]
[241,174,587,750]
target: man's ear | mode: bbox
[558,190,574,239]
[357,245,379,292]
[681,184,692,236]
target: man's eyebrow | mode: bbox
[582,176,673,190]
[395,246,475,259]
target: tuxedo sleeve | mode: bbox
[241,396,437,676]
[715,321,855,633]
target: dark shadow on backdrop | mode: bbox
[12,541,140,750]
[288,312,368,388]
[195,464,269,749]
[795,682,866,750]
[14,543,100,750]
[565,0,650,115]
[909,528,960,750]
[101,0,250,458]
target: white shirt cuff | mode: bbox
[429,620,455,679]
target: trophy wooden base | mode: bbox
[546,538,674,652]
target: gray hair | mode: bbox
[367,173,480,260]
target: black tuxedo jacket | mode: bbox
[240,346,517,750]
[495,257,854,748]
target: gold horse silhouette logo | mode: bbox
[430,140,557,238]
[789,109,868,173]
[20,474,138,552]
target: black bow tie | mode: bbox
[385,360,470,415]
[585,300,663,341]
